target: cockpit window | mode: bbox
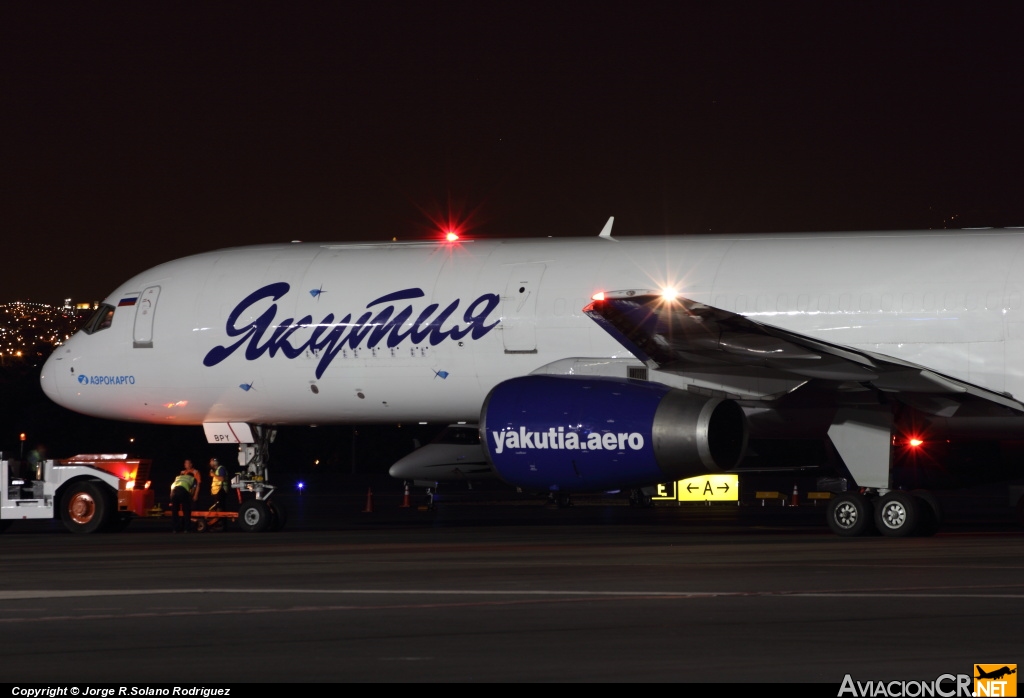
[81,304,116,335]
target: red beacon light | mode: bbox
[908,437,924,448]
[445,231,459,242]
[591,291,606,301]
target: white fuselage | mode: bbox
[41,230,1024,425]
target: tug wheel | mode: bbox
[60,482,112,534]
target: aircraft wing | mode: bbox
[584,291,1024,415]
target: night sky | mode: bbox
[3,3,1023,304]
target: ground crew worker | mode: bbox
[182,459,201,499]
[209,457,230,511]
[170,459,199,533]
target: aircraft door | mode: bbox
[133,285,161,348]
[502,264,545,353]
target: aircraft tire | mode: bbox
[60,481,113,534]
[238,500,271,533]
[268,500,288,532]
[826,492,873,537]
[911,490,941,537]
[874,491,919,537]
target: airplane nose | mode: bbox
[387,459,413,480]
[388,452,426,480]
[39,353,62,403]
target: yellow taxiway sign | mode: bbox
[652,474,739,502]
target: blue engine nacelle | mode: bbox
[480,375,748,491]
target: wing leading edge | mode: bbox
[584,291,1024,416]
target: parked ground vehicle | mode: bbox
[1,454,154,533]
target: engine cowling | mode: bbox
[480,375,748,491]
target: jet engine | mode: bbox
[480,375,748,491]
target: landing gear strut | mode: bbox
[827,406,941,537]
[232,425,282,533]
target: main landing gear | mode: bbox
[826,406,942,537]
[826,489,941,537]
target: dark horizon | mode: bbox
[3,4,1023,303]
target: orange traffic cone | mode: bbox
[362,487,374,513]
[790,484,799,507]
[400,482,411,508]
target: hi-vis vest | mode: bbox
[172,474,196,493]
[210,466,227,495]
